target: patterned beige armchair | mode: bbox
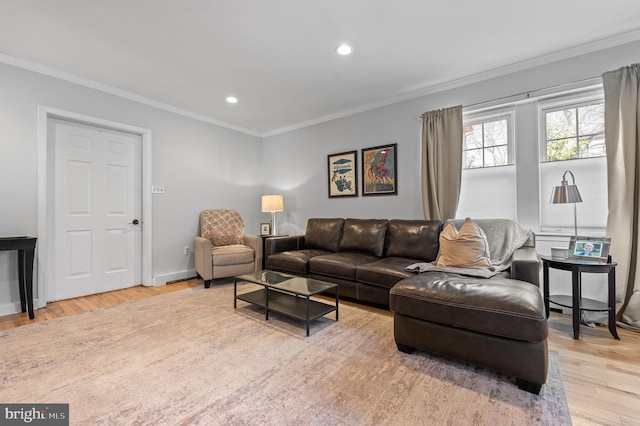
[194,209,262,288]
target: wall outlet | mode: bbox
[184,246,190,255]
[151,185,165,194]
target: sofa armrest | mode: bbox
[194,236,213,281]
[243,235,262,272]
[265,235,304,258]
[510,246,540,287]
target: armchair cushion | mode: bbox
[212,244,255,266]
[200,209,244,247]
[206,227,243,246]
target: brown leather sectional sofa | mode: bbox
[266,217,548,394]
[267,218,441,306]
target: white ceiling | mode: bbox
[2,1,640,137]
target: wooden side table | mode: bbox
[541,255,619,340]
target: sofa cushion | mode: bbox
[266,249,330,275]
[385,219,442,261]
[310,252,378,281]
[304,218,345,252]
[390,273,547,343]
[356,257,419,289]
[436,218,492,269]
[339,218,388,257]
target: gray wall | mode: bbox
[1,39,639,315]
[0,61,263,314]
[263,40,640,236]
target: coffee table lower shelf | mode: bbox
[236,288,337,336]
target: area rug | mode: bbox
[0,282,571,425]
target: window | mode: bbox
[455,86,607,234]
[457,109,516,220]
[539,91,607,234]
[543,101,605,161]
[463,115,512,169]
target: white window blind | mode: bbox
[458,108,516,220]
[457,165,517,220]
[538,90,607,234]
[539,157,608,234]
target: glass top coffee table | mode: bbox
[234,270,339,336]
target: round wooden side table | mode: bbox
[541,255,620,340]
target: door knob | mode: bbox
[129,219,140,225]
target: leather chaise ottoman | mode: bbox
[390,272,548,394]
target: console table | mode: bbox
[0,236,37,319]
[541,255,619,340]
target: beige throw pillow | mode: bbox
[205,226,243,247]
[436,218,493,269]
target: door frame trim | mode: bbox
[37,106,153,306]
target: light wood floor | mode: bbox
[1,278,639,425]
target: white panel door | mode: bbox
[53,120,141,300]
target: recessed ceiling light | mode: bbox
[336,44,353,56]
[226,96,238,104]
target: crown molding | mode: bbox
[263,28,640,137]
[4,26,640,139]
[0,52,261,138]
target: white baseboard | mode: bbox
[0,272,197,316]
[151,269,197,287]
[0,301,22,317]
[0,298,42,317]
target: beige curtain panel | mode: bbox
[602,63,640,331]
[421,105,463,221]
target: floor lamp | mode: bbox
[550,170,583,237]
[261,195,284,236]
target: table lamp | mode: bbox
[261,195,284,236]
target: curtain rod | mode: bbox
[462,76,602,111]
[415,75,603,120]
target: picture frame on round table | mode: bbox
[568,236,611,263]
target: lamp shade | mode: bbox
[261,195,284,212]
[550,184,583,204]
[550,170,582,237]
